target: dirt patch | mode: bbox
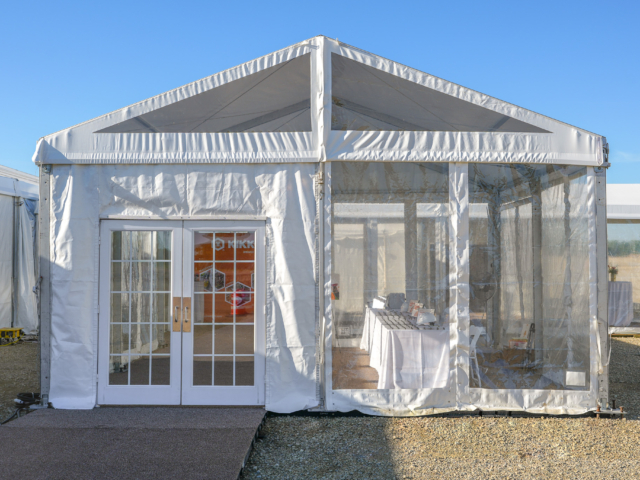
[0,341,39,419]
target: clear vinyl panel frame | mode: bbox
[182,221,266,406]
[97,220,183,405]
[326,161,457,413]
[325,162,598,414]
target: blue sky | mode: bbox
[1,0,638,182]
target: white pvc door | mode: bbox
[98,220,265,406]
[181,222,265,405]
[98,221,183,405]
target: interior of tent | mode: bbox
[331,163,592,392]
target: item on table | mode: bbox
[387,292,406,310]
[509,338,528,350]
[410,302,424,317]
[372,296,386,309]
[416,308,436,325]
[400,301,410,313]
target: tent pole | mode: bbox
[404,200,418,301]
[594,165,609,405]
[532,179,544,364]
[38,165,52,406]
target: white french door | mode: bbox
[97,220,265,406]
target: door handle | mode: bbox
[182,297,192,333]
[172,297,182,332]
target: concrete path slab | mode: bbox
[0,407,265,480]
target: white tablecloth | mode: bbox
[360,308,449,390]
[609,281,634,327]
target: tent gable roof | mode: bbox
[33,36,604,167]
[98,54,311,134]
[331,53,549,134]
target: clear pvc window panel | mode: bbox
[469,164,591,390]
[331,54,549,133]
[98,54,311,133]
[109,230,172,386]
[607,221,640,328]
[331,162,450,390]
[192,231,255,387]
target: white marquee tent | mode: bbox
[33,36,610,415]
[607,184,640,334]
[0,166,38,335]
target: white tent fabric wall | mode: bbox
[0,169,39,334]
[0,195,14,329]
[17,201,38,334]
[32,36,609,415]
[48,164,318,411]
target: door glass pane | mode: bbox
[193,357,213,386]
[130,356,150,385]
[192,231,256,387]
[215,263,235,291]
[236,357,254,386]
[109,356,128,385]
[194,263,214,292]
[109,230,172,386]
[194,294,213,323]
[214,356,234,386]
[214,294,234,323]
[155,231,171,260]
[236,232,255,261]
[214,325,234,355]
[194,325,213,354]
[151,356,170,385]
[152,324,171,354]
[194,232,214,261]
[235,325,254,354]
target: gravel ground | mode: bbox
[0,341,39,419]
[242,336,640,480]
[2,336,639,478]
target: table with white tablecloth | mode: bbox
[360,308,449,390]
[609,281,634,327]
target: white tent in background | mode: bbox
[33,36,612,416]
[0,165,39,335]
[607,184,640,334]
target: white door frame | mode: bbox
[97,220,183,405]
[181,221,266,406]
[97,219,266,406]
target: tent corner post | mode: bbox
[594,166,609,405]
[38,165,52,406]
[314,161,327,411]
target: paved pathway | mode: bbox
[0,407,265,480]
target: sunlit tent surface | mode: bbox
[99,54,311,134]
[331,54,549,133]
[33,36,610,417]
